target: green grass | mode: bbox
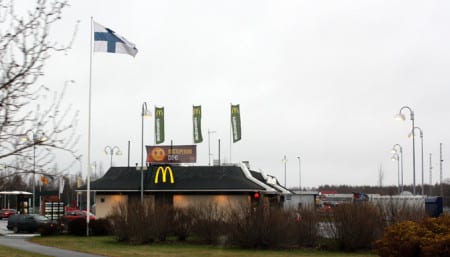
[0,245,50,257]
[31,236,377,257]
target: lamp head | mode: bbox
[143,109,152,117]
[394,113,406,121]
[39,134,48,142]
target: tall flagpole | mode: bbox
[229,103,232,164]
[86,16,93,237]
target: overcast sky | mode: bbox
[30,0,450,189]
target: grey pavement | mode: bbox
[0,219,105,257]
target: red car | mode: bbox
[62,210,95,221]
[0,209,17,219]
[59,210,95,233]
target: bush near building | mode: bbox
[373,214,450,257]
[329,203,385,251]
[105,200,428,252]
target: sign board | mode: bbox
[146,145,197,163]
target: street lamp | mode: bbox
[391,144,404,192]
[141,102,151,203]
[395,106,416,194]
[208,130,216,166]
[409,126,424,195]
[22,130,47,214]
[282,155,287,187]
[75,155,82,209]
[296,156,301,190]
[104,146,121,167]
[391,153,400,194]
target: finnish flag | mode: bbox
[93,21,138,57]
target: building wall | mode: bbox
[95,194,128,218]
[95,193,251,218]
[284,194,316,209]
[173,194,249,210]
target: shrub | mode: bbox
[373,220,425,257]
[108,200,173,244]
[151,204,173,242]
[68,218,87,236]
[375,199,426,225]
[325,203,385,251]
[38,223,59,236]
[172,208,194,241]
[191,201,227,244]
[227,204,295,249]
[293,208,320,247]
[108,201,130,242]
[90,218,111,236]
[373,214,450,257]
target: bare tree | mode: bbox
[0,0,79,178]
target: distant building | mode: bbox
[284,191,319,209]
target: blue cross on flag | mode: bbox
[93,21,138,57]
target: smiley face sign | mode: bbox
[150,147,166,162]
[146,145,197,163]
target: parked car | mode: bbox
[62,210,95,221]
[0,209,17,219]
[59,210,95,234]
[7,214,57,233]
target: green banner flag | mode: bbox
[155,107,165,144]
[231,104,241,143]
[193,105,203,143]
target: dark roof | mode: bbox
[81,165,268,192]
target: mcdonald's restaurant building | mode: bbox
[81,162,291,219]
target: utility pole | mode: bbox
[282,156,287,187]
[440,143,444,197]
[429,153,432,196]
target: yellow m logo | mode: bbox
[231,106,239,114]
[154,166,174,184]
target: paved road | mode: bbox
[0,219,105,257]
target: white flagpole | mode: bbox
[230,103,232,164]
[86,16,93,236]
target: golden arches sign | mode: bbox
[231,106,240,114]
[154,166,174,184]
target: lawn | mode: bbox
[0,245,50,257]
[31,236,377,257]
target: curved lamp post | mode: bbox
[22,130,47,214]
[409,126,424,195]
[391,144,404,192]
[141,102,151,203]
[391,153,400,194]
[104,146,121,167]
[395,106,416,195]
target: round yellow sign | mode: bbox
[151,147,166,161]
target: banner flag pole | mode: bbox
[86,16,93,237]
[230,103,232,163]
